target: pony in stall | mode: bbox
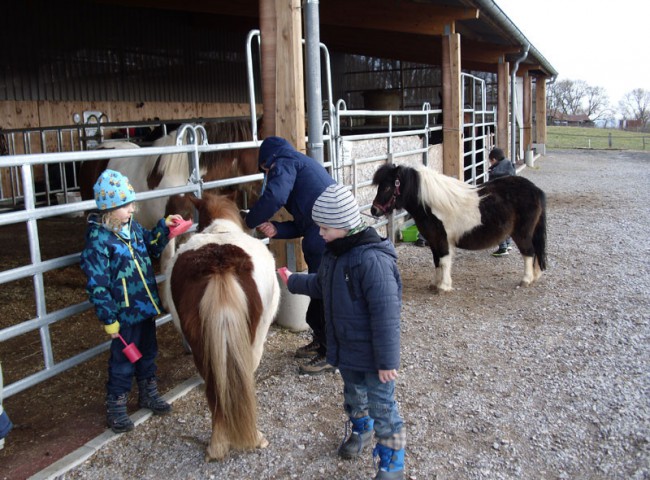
[163,190,280,461]
[371,164,547,291]
[79,118,261,226]
[78,119,262,298]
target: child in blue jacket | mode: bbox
[280,184,406,480]
[80,169,182,433]
[245,136,336,374]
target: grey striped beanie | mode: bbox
[312,184,362,230]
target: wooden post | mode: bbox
[523,71,533,152]
[259,0,307,272]
[497,57,510,157]
[442,28,462,180]
[535,76,548,151]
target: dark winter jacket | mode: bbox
[244,136,335,271]
[489,157,516,179]
[80,215,169,329]
[287,228,403,372]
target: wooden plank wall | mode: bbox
[0,100,255,199]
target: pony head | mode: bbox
[371,164,404,217]
[189,190,244,232]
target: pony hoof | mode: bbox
[519,280,532,288]
[257,431,269,449]
[205,444,229,462]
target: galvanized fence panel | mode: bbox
[0,126,263,398]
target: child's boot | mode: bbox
[373,432,405,480]
[338,415,374,459]
[106,393,134,433]
[137,377,172,415]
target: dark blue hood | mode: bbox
[259,136,294,169]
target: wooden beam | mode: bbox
[442,32,462,180]
[320,0,478,36]
[535,76,548,148]
[461,39,521,64]
[523,72,533,151]
[497,59,510,157]
[96,0,259,17]
[321,25,443,64]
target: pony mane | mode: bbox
[414,166,482,241]
[152,119,255,181]
[195,191,246,233]
[151,132,195,180]
[202,120,254,176]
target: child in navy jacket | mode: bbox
[281,184,406,480]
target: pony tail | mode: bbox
[533,198,547,271]
[199,273,258,448]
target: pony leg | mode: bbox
[257,430,269,449]
[159,239,176,311]
[520,256,535,287]
[431,266,442,290]
[206,417,230,462]
[533,257,544,282]
[437,255,453,292]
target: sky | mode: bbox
[494,0,650,105]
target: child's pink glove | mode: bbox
[167,216,193,239]
[277,267,292,285]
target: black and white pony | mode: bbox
[371,164,547,291]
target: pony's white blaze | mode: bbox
[416,166,482,245]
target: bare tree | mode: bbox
[547,78,611,121]
[583,85,611,121]
[619,88,650,130]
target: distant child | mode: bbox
[280,184,406,479]
[488,147,516,257]
[80,169,182,433]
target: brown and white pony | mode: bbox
[371,164,547,291]
[163,191,280,461]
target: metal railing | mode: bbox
[0,125,263,398]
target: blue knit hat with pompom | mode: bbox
[93,169,136,211]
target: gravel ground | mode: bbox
[60,149,650,480]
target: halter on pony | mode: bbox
[372,178,401,214]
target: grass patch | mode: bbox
[547,126,650,151]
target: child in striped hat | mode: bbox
[281,183,406,479]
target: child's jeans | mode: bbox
[107,318,158,396]
[339,367,403,439]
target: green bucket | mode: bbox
[400,225,419,242]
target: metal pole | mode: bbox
[510,45,529,166]
[303,0,324,163]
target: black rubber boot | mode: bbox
[106,393,134,433]
[137,378,172,415]
[338,415,374,459]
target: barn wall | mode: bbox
[0,100,255,134]
[1,1,260,132]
